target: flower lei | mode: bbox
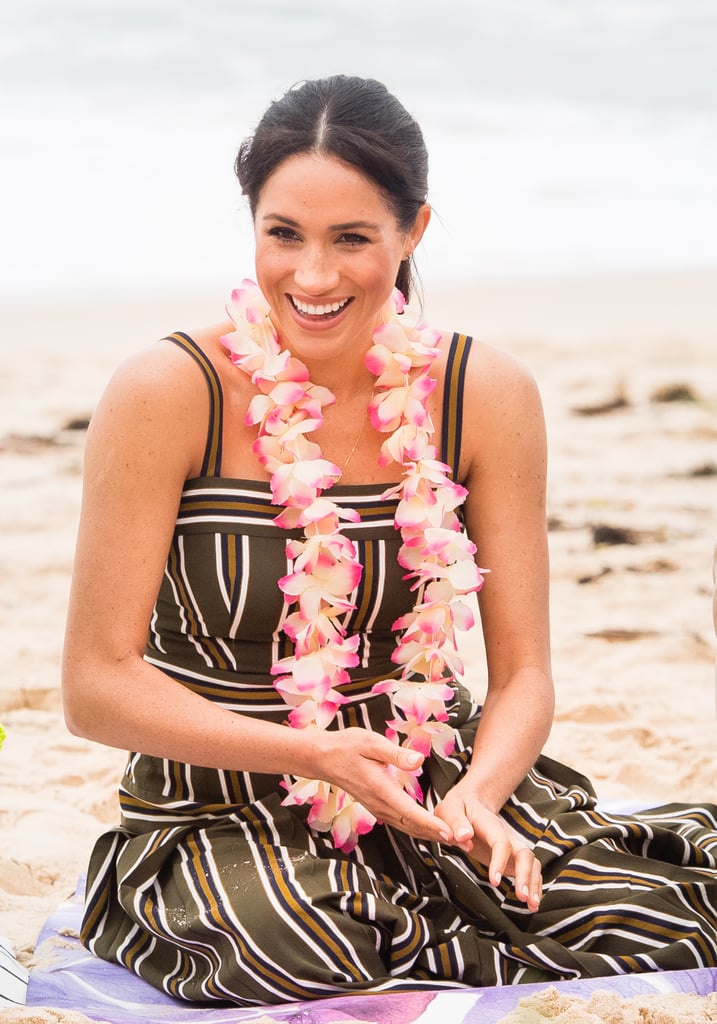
[221,280,485,852]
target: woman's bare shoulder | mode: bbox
[466,335,538,391]
[92,321,231,427]
[437,331,546,482]
[439,330,542,412]
[85,323,231,480]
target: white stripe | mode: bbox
[183,484,398,506]
[162,537,213,668]
[228,534,251,639]
[119,802,251,827]
[500,940,581,979]
[359,539,387,668]
[540,902,704,949]
[546,854,669,891]
[245,814,380,984]
[147,604,166,654]
[217,636,237,670]
[135,877,241,1004]
[270,546,292,669]
[175,837,297,1001]
[176,537,215,668]
[179,512,396,530]
[215,532,232,614]
[169,945,202,1003]
[160,757,173,799]
[673,878,717,923]
[80,835,126,957]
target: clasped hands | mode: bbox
[316,728,543,912]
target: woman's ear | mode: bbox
[404,204,432,257]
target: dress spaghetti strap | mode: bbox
[440,332,473,480]
[164,332,224,477]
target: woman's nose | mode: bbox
[293,248,340,294]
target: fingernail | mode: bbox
[405,751,422,767]
[522,884,530,898]
[438,829,451,843]
[455,826,471,840]
[492,872,502,886]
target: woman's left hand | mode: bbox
[434,779,543,912]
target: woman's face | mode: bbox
[253,153,429,368]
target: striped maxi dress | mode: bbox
[81,331,717,1006]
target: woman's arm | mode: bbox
[62,341,263,765]
[461,342,554,807]
[62,342,455,843]
[435,340,554,906]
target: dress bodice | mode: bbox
[143,331,474,715]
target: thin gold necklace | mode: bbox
[342,405,369,471]
[340,384,373,472]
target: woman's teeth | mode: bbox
[291,297,350,317]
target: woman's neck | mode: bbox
[299,352,375,398]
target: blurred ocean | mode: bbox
[2,0,716,300]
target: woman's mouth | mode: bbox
[289,296,353,321]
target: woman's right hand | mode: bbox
[311,727,455,846]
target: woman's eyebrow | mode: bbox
[330,220,381,231]
[261,213,300,225]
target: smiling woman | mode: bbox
[60,74,717,1008]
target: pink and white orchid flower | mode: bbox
[222,281,485,850]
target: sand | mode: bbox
[1,269,716,1018]
[497,983,717,1022]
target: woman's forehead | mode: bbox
[256,153,396,223]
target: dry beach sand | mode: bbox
[0,269,716,1020]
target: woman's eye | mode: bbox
[339,233,369,246]
[267,226,300,243]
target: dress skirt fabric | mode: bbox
[82,687,717,1005]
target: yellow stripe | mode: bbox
[351,540,375,625]
[558,865,663,888]
[557,910,693,945]
[442,334,471,479]
[184,832,309,998]
[391,911,424,966]
[246,810,367,982]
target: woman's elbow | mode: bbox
[60,650,109,740]
[61,666,93,738]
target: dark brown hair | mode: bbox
[235,76,428,300]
